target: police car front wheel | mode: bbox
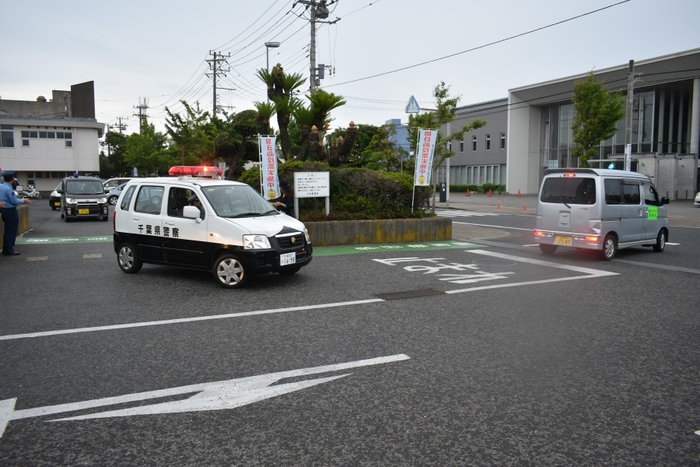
[214,254,248,288]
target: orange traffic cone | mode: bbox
[487,189,492,197]
[465,188,470,196]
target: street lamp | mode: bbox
[265,41,280,72]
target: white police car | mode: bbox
[113,166,312,288]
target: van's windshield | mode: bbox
[540,177,596,205]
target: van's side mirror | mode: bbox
[660,197,669,205]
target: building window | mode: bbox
[23,139,30,147]
[0,126,14,148]
[486,134,491,151]
[500,133,506,150]
[65,140,73,148]
[472,135,477,151]
[460,140,464,152]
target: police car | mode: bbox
[113,166,312,288]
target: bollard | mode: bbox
[498,199,501,211]
[518,189,521,198]
[524,200,527,212]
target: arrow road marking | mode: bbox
[0,354,410,438]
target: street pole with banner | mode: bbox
[259,136,280,200]
[412,129,438,212]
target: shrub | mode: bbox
[238,163,432,221]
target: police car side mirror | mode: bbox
[183,205,203,222]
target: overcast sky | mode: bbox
[2,0,699,136]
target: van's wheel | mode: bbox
[600,234,617,261]
[539,244,557,255]
[117,243,142,273]
[653,230,666,252]
[214,254,248,288]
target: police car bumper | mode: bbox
[241,245,313,274]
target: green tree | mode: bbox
[361,124,402,171]
[164,101,217,165]
[408,81,486,210]
[99,131,131,178]
[571,73,626,167]
[123,124,175,176]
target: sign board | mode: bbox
[405,95,420,113]
[294,172,330,198]
[414,129,437,186]
[259,136,279,200]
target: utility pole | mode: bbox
[296,0,338,92]
[624,59,635,171]
[206,50,231,118]
[133,97,149,133]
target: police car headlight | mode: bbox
[243,234,271,249]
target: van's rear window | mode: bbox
[540,177,596,204]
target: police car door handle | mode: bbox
[165,221,175,226]
[132,216,139,221]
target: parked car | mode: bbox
[48,182,62,210]
[103,177,132,192]
[695,191,700,207]
[107,183,128,205]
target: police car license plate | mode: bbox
[554,235,572,246]
[78,208,90,215]
[280,252,296,266]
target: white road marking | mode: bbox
[82,254,102,259]
[435,210,503,218]
[444,249,618,295]
[453,221,533,232]
[0,299,384,342]
[0,354,410,438]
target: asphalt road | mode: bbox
[1,202,699,466]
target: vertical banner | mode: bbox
[414,129,437,186]
[259,136,279,200]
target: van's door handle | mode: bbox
[638,209,644,217]
[133,216,139,221]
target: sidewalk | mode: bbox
[434,192,700,229]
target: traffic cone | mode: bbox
[518,189,521,198]
[465,188,470,196]
[487,189,492,197]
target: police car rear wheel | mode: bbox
[118,243,143,273]
[214,254,248,288]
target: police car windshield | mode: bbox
[202,185,277,218]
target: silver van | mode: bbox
[534,168,670,260]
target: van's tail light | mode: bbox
[585,236,600,243]
[534,230,544,237]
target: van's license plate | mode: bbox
[78,208,90,215]
[280,252,296,266]
[554,236,572,246]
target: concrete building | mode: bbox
[439,48,700,198]
[0,81,105,193]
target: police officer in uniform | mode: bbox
[0,170,32,255]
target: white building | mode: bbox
[0,81,105,192]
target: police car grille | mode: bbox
[276,233,305,249]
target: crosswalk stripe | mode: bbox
[434,209,504,218]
